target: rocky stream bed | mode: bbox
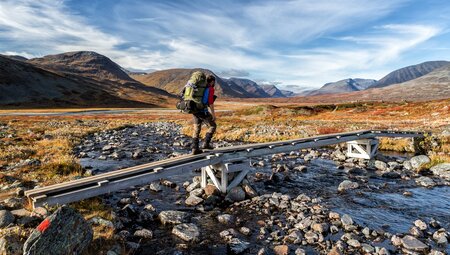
[1,122,449,255]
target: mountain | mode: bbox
[225,78,270,97]
[308,78,376,96]
[1,54,28,61]
[1,52,174,108]
[0,55,160,107]
[260,84,286,98]
[369,61,450,89]
[28,51,136,83]
[131,68,257,98]
[280,90,296,97]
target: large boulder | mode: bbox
[23,206,93,255]
[410,155,431,169]
[0,210,15,228]
[430,163,450,179]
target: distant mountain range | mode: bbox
[307,78,376,96]
[1,51,449,108]
[369,61,450,89]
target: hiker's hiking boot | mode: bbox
[202,133,214,150]
[191,138,203,155]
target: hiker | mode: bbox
[191,74,217,154]
[178,71,217,154]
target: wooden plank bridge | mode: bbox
[25,130,425,209]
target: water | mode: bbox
[76,124,450,254]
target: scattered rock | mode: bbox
[0,210,15,228]
[204,184,220,196]
[414,219,427,231]
[430,163,450,179]
[273,244,289,255]
[134,229,153,239]
[410,155,431,169]
[158,211,190,225]
[374,160,388,171]
[185,195,204,206]
[337,180,359,192]
[172,223,200,242]
[0,235,23,255]
[415,176,436,187]
[341,214,353,226]
[401,235,428,252]
[217,214,235,225]
[227,238,250,254]
[149,182,162,192]
[23,207,93,255]
[225,186,246,202]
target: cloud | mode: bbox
[218,69,250,78]
[0,0,444,88]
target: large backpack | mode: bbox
[176,71,207,113]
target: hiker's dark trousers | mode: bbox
[192,112,216,139]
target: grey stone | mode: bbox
[401,235,428,252]
[338,180,359,192]
[23,207,93,255]
[410,155,431,169]
[134,229,153,239]
[414,219,427,231]
[403,160,413,170]
[186,182,200,192]
[225,186,246,202]
[185,195,204,206]
[415,176,436,187]
[158,210,190,225]
[347,239,361,248]
[172,223,200,242]
[228,237,250,254]
[295,248,306,255]
[341,214,353,226]
[0,210,15,228]
[217,214,234,225]
[149,182,162,192]
[89,217,114,228]
[190,188,204,197]
[375,160,388,171]
[430,163,450,179]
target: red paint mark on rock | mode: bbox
[37,218,50,233]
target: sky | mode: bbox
[1,0,450,91]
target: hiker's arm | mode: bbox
[209,104,216,121]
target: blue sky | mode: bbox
[1,0,449,90]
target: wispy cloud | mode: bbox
[0,0,446,88]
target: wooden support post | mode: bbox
[201,160,251,193]
[346,139,379,159]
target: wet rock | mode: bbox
[134,228,153,239]
[312,223,329,234]
[375,160,388,171]
[186,182,200,192]
[430,163,450,179]
[410,155,431,169]
[239,227,251,236]
[158,211,190,225]
[227,237,250,254]
[415,176,436,187]
[401,235,428,252]
[273,245,289,255]
[414,219,427,231]
[23,207,93,255]
[361,243,374,253]
[217,214,235,225]
[432,229,448,246]
[403,160,413,170]
[190,188,204,197]
[391,235,402,246]
[341,214,353,226]
[242,182,258,198]
[409,226,423,237]
[204,184,220,196]
[149,181,162,192]
[294,165,307,172]
[0,210,15,228]
[337,180,359,192]
[225,186,246,202]
[185,195,204,206]
[347,239,361,248]
[295,248,306,255]
[382,171,401,179]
